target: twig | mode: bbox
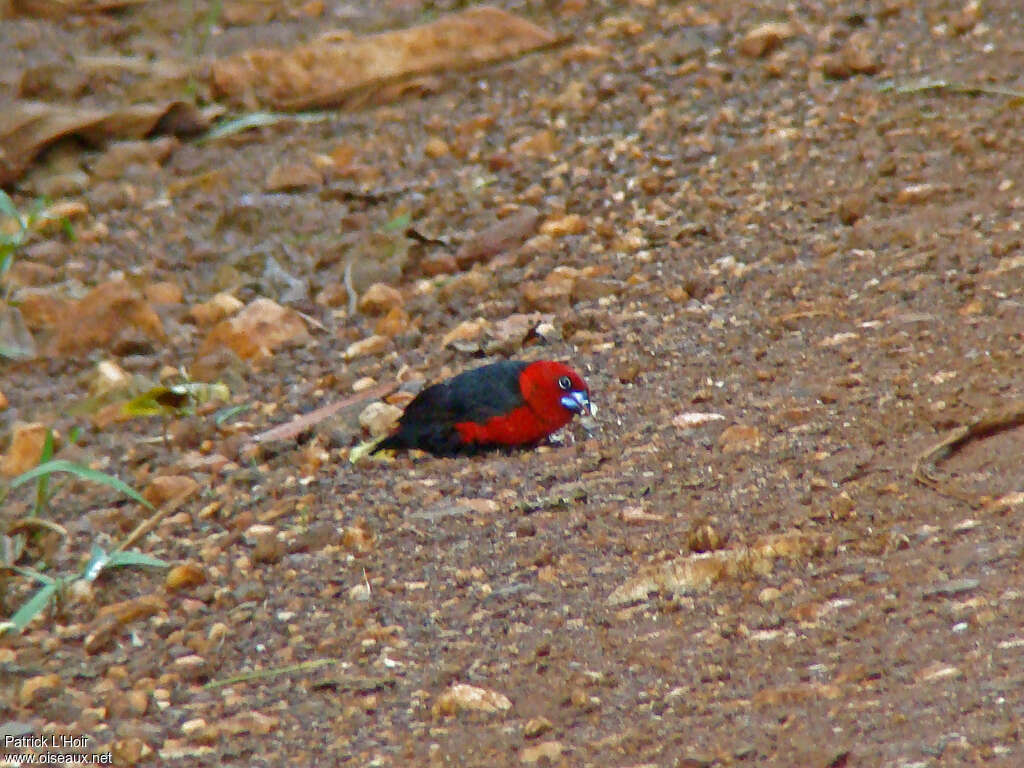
[344,257,358,316]
[880,78,1024,99]
[912,399,1024,507]
[204,658,339,689]
[8,517,68,540]
[247,382,396,446]
[114,489,195,552]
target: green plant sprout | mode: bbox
[0,452,167,635]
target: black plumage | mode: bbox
[372,360,528,457]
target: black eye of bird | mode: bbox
[558,376,572,390]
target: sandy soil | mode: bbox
[1,1,1023,765]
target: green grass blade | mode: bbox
[6,565,55,586]
[82,545,111,582]
[0,190,19,221]
[106,550,169,569]
[201,110,333,142]
[10,460,154,510]
[383,212,411,232]
[6,582,57,632]
[214,404,249,425]
[34,429,56,515]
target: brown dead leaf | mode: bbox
[0,99,217,185]
[210,6,557,110]
[608,532,835,605]
[0,422,48,477]
[10,0,149,17]
[455,206,540,269]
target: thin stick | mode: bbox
[247,382,396,445]
[912,399,1024,507]
[204,658,339,689]
[880,78,1024,99]
[114,489,195,552]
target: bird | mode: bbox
[372,359,593,457]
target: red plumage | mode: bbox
[373,360,592,457]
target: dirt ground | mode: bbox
[2,0,1024,765]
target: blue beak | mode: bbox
[560,390,594,416]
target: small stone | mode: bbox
[252,533,285,565]
[433,683,512,718]
[91,138,178,180]
[484,313,551,355]
[571,276,618,303]
[820,54,851,80]
[523,716,553,739]
[20,673,62,706]
[344,334,391,361]
[2,421,50,477]
[16,289,67,331]
[949,0,981,34]
[521,741,565,764]
[189,293,244,326]
[67,578,94,605]
[419,250,458,276]
[424,136,450,158]
[111,737,152,765]
[90,360,132,398]
[53,280,165,356]
[687,519,724,552]
[511,129,558,157]
[143,475,199,507]
[341,523,375,552]
[165,562,207,591]
[837,192,869,225]
[352,376,377,392]
[359,402,402,438]
[3,260,57,288]
[437,270,489,306]
[718,424,764,453]
[620,506,665,525]
[181,718,214,743]
[521,280,572,313]
[358,283,403,316]
[374,306,410,337]
[896,183,940,205]
[144,281,183,305]
[841,33,879,75]
[37,200,88,232]
[33,170,89,198]
[738,22,795,58]
[315,282,349,308]
[96,594,167,624]
[218,710,279,735]
[759,587,782,604]
[265,162,323,191]
[125,689,150,716]
[443,318,490,350]
[539,213,586,237]
[198,297,310,361]
[174,654,210,683]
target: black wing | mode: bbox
[373,361,528,456]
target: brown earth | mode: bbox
[2,1,1023,766]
